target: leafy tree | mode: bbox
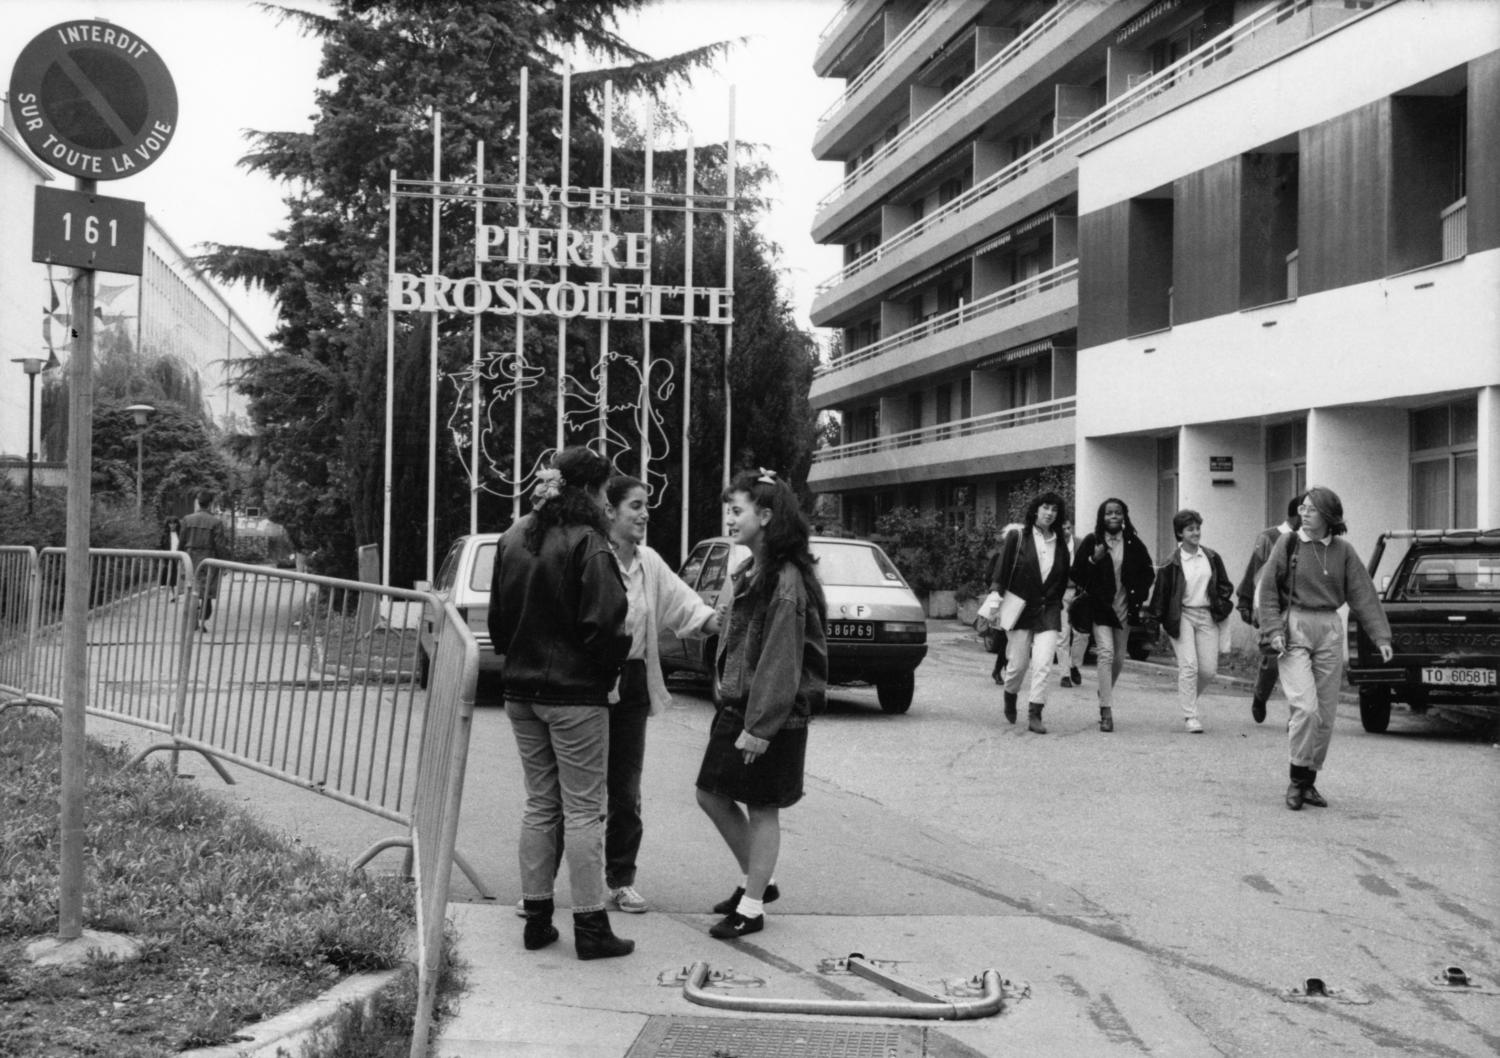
[200,0,767,580]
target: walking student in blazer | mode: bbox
[1070,498,1154,732]
[992,491,1071,734]
[1151,510,1236,733]
[1256,486,1391,811]
[1236,496,1302,724]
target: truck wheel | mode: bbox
[877,673,915,714]
[417,646,431,689]
[1359,687,1392,733]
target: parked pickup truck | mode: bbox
[1346,529,1500,733]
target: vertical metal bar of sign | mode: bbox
[428,111,442,584]
[471,142,484,536]
[599,79,612,448]
[641,105,654,484]
[513,69,529,522]
[59,176,98,941]
[556,63,571,454]
[681,134,695,561]
[723,87,737,489]
[385,170,397,586]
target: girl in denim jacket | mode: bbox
[696,468,828,940]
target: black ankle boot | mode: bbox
[1028,702,1047,734]
[522,898,558,951]
[1002,691,1018,723]
[574,909,634,960]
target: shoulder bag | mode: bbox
[997,529,1027,631]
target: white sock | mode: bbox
[736,895,764,918]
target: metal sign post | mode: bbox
[9,19,173,957]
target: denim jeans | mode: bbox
[1002,628,1059,704]
[605,661,649,889]
[506,700,608,913]
[1091,624,1129,709]
[1278,608,1345,771]
[1170,606,1219,719]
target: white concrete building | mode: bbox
[0,97,267,474]
[1074,0,1500,573]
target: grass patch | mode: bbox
[0,710,430,1057]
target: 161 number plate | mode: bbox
[1421,667,1497,688]
[827,620,874,640]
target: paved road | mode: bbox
[444,623,1499,1056]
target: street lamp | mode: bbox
[124,404,155,516]
[10,357,45,516]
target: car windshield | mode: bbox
[471,543,497,591]
[433,542,462,591]
[1401,553,1500,598]
[811,542,906,587]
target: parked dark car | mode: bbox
[659,536,928,714]
[1346,528,1500,732]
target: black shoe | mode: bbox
[573,910,634,960]
[709,911,764,939]
[1027,703,1047,734]
[1251,697,1267,724]
[1285,782,1305,811]
[522,898,559,951]
[1300,785,1328,808]
[1060,676,1073,688]
[713,883,779,916]
[1003,691,1018,724]
[1070,667,1082,685]
[1099,707,1113,733]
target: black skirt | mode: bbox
[695,705,806,808]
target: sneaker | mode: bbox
[712,882,779,916]
[709,911,764,939]
[1185,717,1204,733]
[608,885,648,914]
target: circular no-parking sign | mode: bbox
[8,20,177,180]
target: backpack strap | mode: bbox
[1277,533,1301,610]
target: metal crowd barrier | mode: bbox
[0,546,38,706]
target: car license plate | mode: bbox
[827,620,873,640]
[1421,667,1497,688]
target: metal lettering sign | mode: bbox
[8,20,178,180]
[33,186,146,274]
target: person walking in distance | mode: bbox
[697,468,827,940]
[1237,497,1302,723]
[1151,510,1235,733]
[1070,499,1154,732]
[600,475,722,915]
[1257,487,1392,811]
[994,492,1071,734]
[158,515,183,600]
[488,446,635,960]
[1057,520,1089,690]
[179,491,227,631]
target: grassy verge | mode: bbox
[0,709,460,1058]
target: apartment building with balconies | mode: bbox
[1073,0,1499,577]
[807,0,1388,534]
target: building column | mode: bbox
[1479,385,1500,529]
[1076,435,1157,543]
[1306,405,1409,558]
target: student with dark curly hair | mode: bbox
[1257,486,1391,811]
[488,446,634,960]
[992,491,1071,734]
[696,468,827,941]
[1070,498,1154,732]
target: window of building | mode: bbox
[1411,398,1478,529]
[1391,71,1468,271]
[851,404,879,443]
[1264,418,1307,525]
[907,391,924,433]
[1157,434,1179,561]
[935,383,953,441]
[940,481,976,530]
[1239,149,1299,306]
[1128,194,1174,334]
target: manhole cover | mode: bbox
[626,1015,922,1057]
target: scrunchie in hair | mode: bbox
[531,468,563,509]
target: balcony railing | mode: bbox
[817,0,1085,211]
[816,0,1321,296]
[816,260,1078,379]
[817,2,945,128]
[817,0,861,44]
[1441,197,1468,260]
[814,397,1076,463]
